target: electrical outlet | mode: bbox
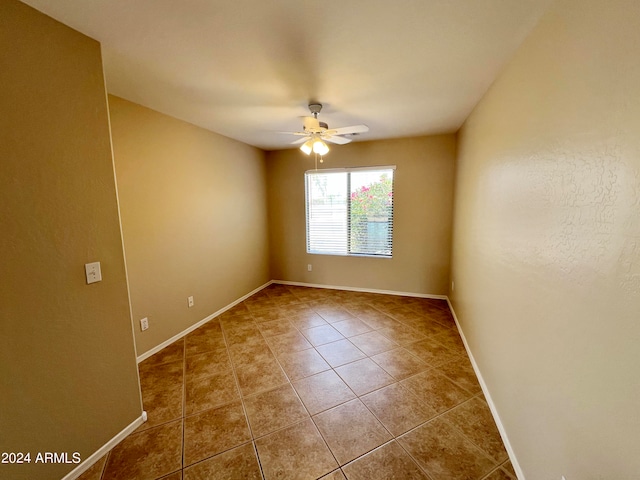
[188,296,194,308]
[140,317,149,331]
[307,264,312,272]
[451,281,455,291]
[85,261,102,284]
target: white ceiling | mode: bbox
[22,0,553,150]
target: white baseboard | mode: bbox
[136,280,273,363]
[61,412,146,480]
[446,298,523,480]
[273,280,448,300]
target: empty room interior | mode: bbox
[2,0,639,479]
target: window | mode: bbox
[305,166,395,257]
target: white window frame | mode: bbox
[305,165,396,258]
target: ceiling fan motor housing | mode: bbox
[308,103,323,116]
[304,121,329,134]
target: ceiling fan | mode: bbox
[282,103,369,156]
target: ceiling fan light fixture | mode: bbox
[312,139,329,155]
[300,140,314,155]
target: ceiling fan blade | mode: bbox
[291,136,311,145]
[278,131,308,136]
[331,124,369,135]
[324,135,351,145]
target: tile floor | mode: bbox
[78,284,517,480]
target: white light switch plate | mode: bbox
[85,262,102,284]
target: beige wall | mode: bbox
[268,135,456,295]
[451,0,640,478]
[0,2,141,479]
[109,96,270,356]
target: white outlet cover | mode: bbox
[85,262,102,284]
[140,317,149,331]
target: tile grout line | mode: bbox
[217,311,266,480]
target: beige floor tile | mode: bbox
[403,337,462,367]
[401,369,473,414]
[228,341,274,367]
[402,317,452,337]
[185,348,232,382]
[313,399,391,465]
[183,401,251,466]
[293,370,356,415]
[398,417,496,480]
[442,396,509,463]
[139,359,183,392]
[185,370,240,415]
[235,358,288,397]
[316,339,366,367]
[343,302,380,316]
[138,371,183,432]
[257,318,298,337]
[368,296,402,311]
[221,303,252,318]
[437,355,483,394]
[251,307,284,323]
[224,325,265,347]
[301,324,345,346]
[482,468,514,480]
[331,318,373,337]
[289,311,329,329]
[320,469,347,479]
[185,330,227,356]
[102,420,182,480]
[276,347,331,381]
[274,295,304,307]
[158,471,182,480]
[501,460,517,478]
[245,296,280,311]
[433,328,466,353]
[266,330,313,354]
[244,383,309,437]
[256,419,338,480]
[183,443,262,480]
[370,347,429,380]
[429,309,457,328]
[378,323,426,345]
[279,302,315,316]
[314,306,357,323]
[334,358,395,396]
[356,312,401,330]
[76,454,107,480]
[139,340,184,368]
[348,330,399,356]
[360,383,437,436]
[341,441,429,480]
[386,306,424,324]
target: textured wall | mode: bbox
[0,3,141,479]
[450,0,640,478]
[268,135,456,295]
[109,96,270,356]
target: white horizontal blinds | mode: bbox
[305,167,394,257]
[348,169,394,256]
[306,171,348,254]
